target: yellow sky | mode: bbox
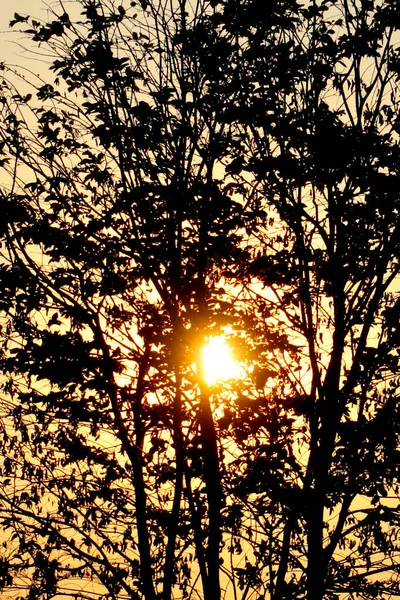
[0,0,47,65]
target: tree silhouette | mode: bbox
[1,1,400,600]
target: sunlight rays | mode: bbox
[202,336,241,385]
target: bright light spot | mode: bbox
[202,337,240,385]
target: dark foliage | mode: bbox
[1,1,400,600]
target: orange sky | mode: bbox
[0,0,45,65]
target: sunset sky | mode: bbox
[1,0,48,64]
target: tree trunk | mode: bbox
[199,387,222,600]
[306,490,326,600]
[163,373,184,600]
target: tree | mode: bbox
[204,1,400,599]
[1,1,400,600]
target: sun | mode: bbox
[202,336,240,385]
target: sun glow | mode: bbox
[202,337,240,385]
